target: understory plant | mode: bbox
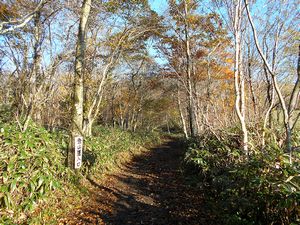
[184,130,300,225]
[0,122,161,224]
[0,122,76,223]
[82,126,161,176]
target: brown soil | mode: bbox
[60,138,218,225]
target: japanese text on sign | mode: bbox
[74,136,83,169]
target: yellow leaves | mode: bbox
[103,1,120,13]
[223,67,234,79]
[186,15,199,25]
[225,58,234,64]
[104,0,148,13]
[212,67,234,80]
[0,3,19,21]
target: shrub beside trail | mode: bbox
[184,132,300,225]
[0,122,160,224]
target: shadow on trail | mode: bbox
[74,139,217,225]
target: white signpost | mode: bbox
[74,136,83,169]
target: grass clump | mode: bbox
[82,126,161,176]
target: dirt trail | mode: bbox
[62,139,217,225]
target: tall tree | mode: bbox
[81,0,161,136]
[68,0,91,169]
[182,0,197,137]
[244,0,300,162]
[233,0,248,154]
[159,0,229,138]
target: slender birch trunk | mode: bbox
[68,0,91,169]
[21,11,42,132]
[177,88,188,139]
[245,0,300,163]
[234,0,249,155]
[183,0,197,137]
[246,42,257,120]
[261,28,279,147]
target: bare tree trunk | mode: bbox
[21,11,42,132]
[240,61,248,154]
[234,0,249,155]
[195,98,202,133]
[246,42,257,121]
[183,0,197,137]
[262,81,275,147]
[177,88,188,139]
[263,65,274,128]
[288,45,300,128]
[261,27,280,147]
[68,0,91,169]
[244,0,298,162]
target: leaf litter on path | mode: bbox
[60,139,219,225]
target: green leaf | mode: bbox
[7,161,14,173]
[10,180,17,193]
[29,181,35,192]
[37,177,44,189]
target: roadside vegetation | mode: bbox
[184,130,300,224]
[0,121,160,224]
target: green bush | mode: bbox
[0,104,13,123]
[0,123,161,223]
[0,122,74,223]
[184,132,300,225]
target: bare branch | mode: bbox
[0,0,46,35]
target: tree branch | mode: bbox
[0,0,46,35]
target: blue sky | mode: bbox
[150,0,168,15]
[147,0,169,65]
[2,0,297,71]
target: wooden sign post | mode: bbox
[74,136,83,169]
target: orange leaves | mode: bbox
[225,58,234,64]
[222,67,234,79]
[211,66,234,81]
[195,49,206,59]
[186,14,201,28]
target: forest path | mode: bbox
[62,138,217,225]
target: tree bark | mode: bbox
[234,0,249,155]
[177,88,188,139]
[244,0,297,162]
[183,0,197,137]
[68,0,91,169]
[0,0,45,35]
[21,11,42,132]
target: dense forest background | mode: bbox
[0,0,299,224]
